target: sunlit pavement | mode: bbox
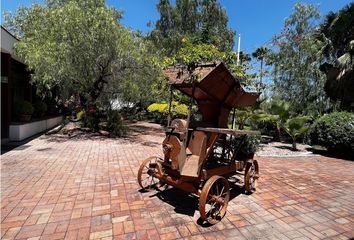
[1,122,353,239]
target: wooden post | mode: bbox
[231,108,236,129]
[167,85,173,126]
[183,83,195,148]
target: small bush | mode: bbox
[254,120,275,136]
[309,112,354,155]
[76,110,86,120]
[14,100,34,116]
[147,101,189,124]
[46,99,58,115]
[230,134,261,158]
[33,101,47,117]
[107,110,126,137]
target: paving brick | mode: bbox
[89,229,113,239]
[1,121,354,239]
[15,223,46,239]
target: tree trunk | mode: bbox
[273,126,280,142]
[238,121,244,130]
[292,139,297,151]
[89,75,107,103]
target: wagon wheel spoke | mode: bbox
[245,160,259,194]
[219,186,225,197]
[199,176,230,224]
[137,157,164,191]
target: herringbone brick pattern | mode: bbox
[1,122,353,239]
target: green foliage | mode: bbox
[253,100,290,126]
[252,47,270,91]
[76,110,86,120]
[309,112,354,155]
[283,116,311,150]
[147,103,168,113]
[148,101,188,116]
[33,101,47,117]
[162,39,252,87]
[249,100,291,141]
[150,0,234,56]
[4,0,161,112]
[319,2,354,63]
[230,134,261,157]
[46,98,59,115]
[269,3,329,115]
[147,101,188,123]
[162,39,223,67]
[107,110,126,137]
[319,2,353,110]
[14,100,34,116]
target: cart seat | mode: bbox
[167,119,187,141]
[180,131,207,178]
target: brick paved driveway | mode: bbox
[1,122,354,240]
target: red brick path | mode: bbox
[1,122,354,239]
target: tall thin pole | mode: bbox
[233,34,241,129]
[236,34,241,66]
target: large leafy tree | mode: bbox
[150,0,235,56]
[319,3,354,110]
[269,3,328,116]
[320,3,354,63]
[4,0,161,111]
[252,47,269,90]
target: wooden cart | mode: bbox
[137,61,260,224]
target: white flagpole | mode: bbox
[236,34,241,66]
[233,34,241,129]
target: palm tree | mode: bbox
[283,116,311,150]
[252,47,269,89]
[319,3,354,110]
[252,100,290,141]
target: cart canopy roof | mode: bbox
[163,61,260,128]
[164,61,259,109]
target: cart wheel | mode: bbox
[137,156,165,191]
[244,160,259,194]
[199,175,230,224]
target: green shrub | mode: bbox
[147,101,189,124]
[284,116,311,150]
[230,134,261,158]
[33,101,47,117]
[107,110,126,137]
[14,100,34,116]
[309,112,354,155]
[76,110,86,120]
[46,99,58,115]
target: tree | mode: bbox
[4,0,161,113]
[253,100,290,141]
[319,3,354,110]
[319,2,354,63]
[150,0,235,56]
[269,3,328,116]
[252,47,269,90]
[283,116,311,150]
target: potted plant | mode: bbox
[33,101,47,118]
[14,100,34,122]
[231,134,261,160]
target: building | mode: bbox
[1,26,34,140]
[1,26,62,142]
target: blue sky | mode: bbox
[1,0,352,53]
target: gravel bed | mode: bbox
[255,142,317,157]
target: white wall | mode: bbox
[9,116,63,141]
[1,27,25,64]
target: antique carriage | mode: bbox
[137,61,260,224]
